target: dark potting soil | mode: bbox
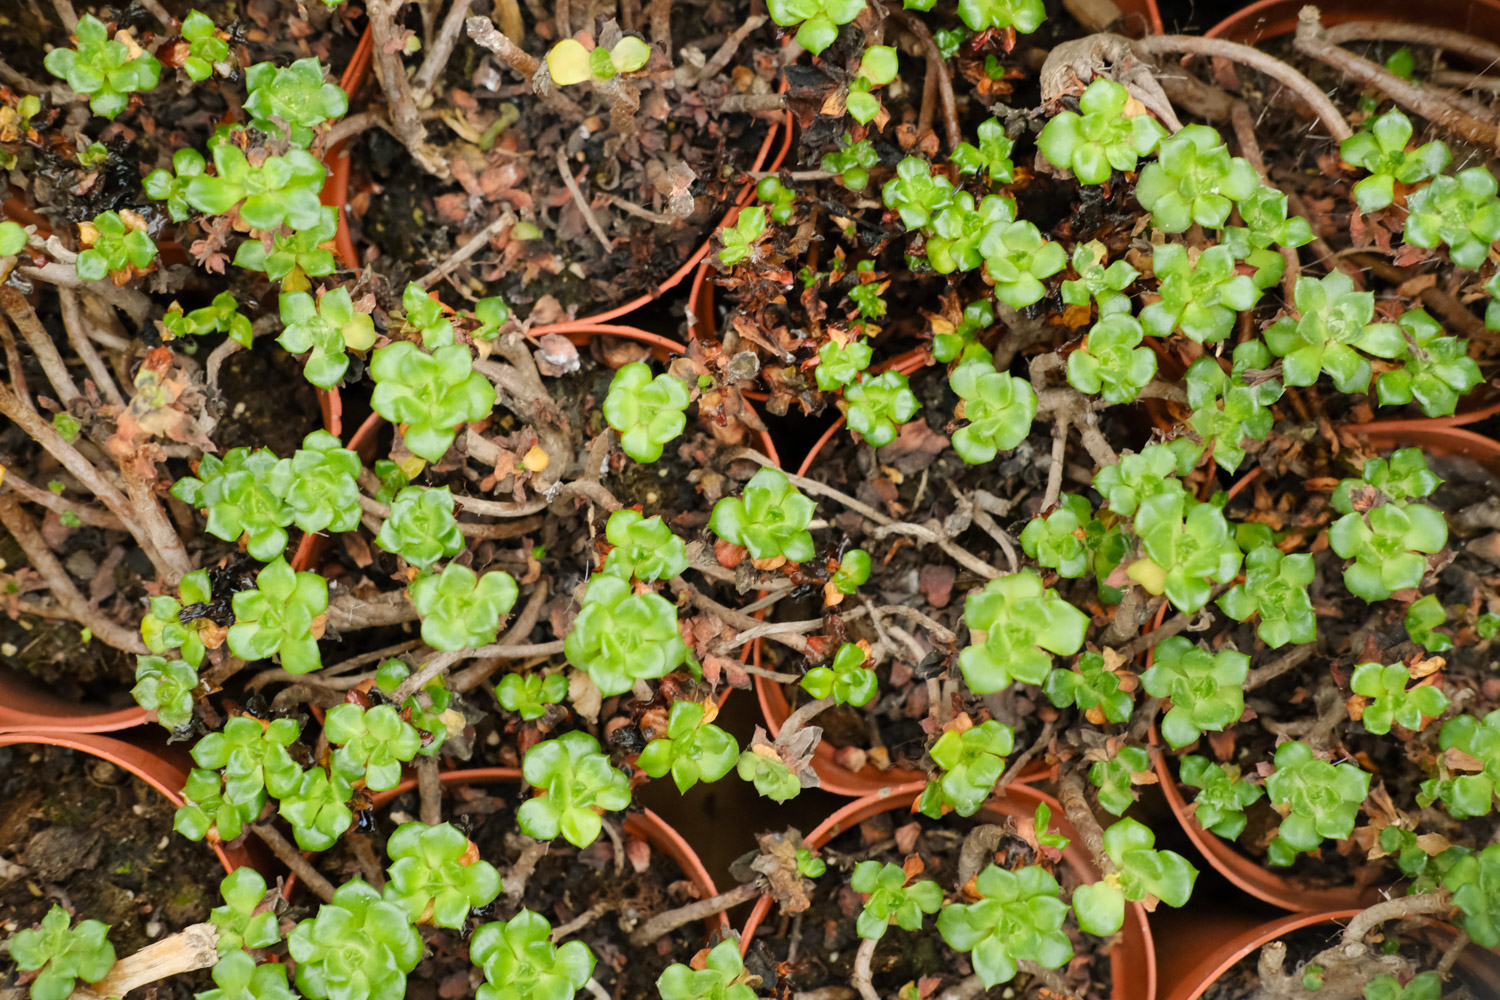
[341,782,716,1000]
[745,805,1114,999]
[0,746,224,999]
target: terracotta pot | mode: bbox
[1156,907,1500,1000]
[0,729,247,874]
[1206,0,1500,44]
[361,767,728,932]
[0,669,152,734]
[737,781,1155,1000]
[1347,421,1500,478]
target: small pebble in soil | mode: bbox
[146,921,161,937]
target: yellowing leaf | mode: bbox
[547,39,593,85]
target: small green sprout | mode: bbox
[1405,594,1453,652]
[132,655,199,730]
[882,157,956,229]
[546,36,651,84]
[141,567,214,667]
[1404,167,1500,269]
[288,880,422,1000]
[977,217,1066,309]
[932,299,993,364]
[953,118,1016,183]
[600,509,688,581]
[1184,341,1283,472]
[1178,756,1263,840]
[956,0,1045,32]
[370,342,497,462]
[1338,109,1450,214]
[847,46,898,124]
[1126,494,1242,613]
[174,768,259,843]
[1093,439,1200,518]
[180,10,230,82]
[193,715,303,805]
[917,719,1015,818]
[801,641,878,706]
[603,362,690,463]
[6,905,116,1000]
[1020,494,1092,578]
[376,660,453,755]
[165,291,255,348]
[185,145,326,231]
[1073,818,1196,936]
[244,58,348,147]
[848,262,886,321]
[710,467,817,563]
[1263,740,1372,866]
[1218,545,1315,648]
[210,868,279,954]
[1140,637,1249,748]
[797,848,826,877]
[234,207,339,284]
[737,746,803,801]
[471,297,512,341]
[277,767,354,852]
[519,731,632,847]
[936,864,1069,988]
[1066,313,1157,403]
[496,672,568,720]
[1420,710,1500,819]
[1442,844,1500,948]
[657,939,756,1000]
[765,0,866,54]
[1044,651,1133,724]
[375,485,464,569]
[1327,455,1447,603]
[325,703,423,790]
[227,557,328,675]
[830,548,871,595]
[384,821,501,927]
[565,573,688,695]
[144,149,208,222]
[1363,973,1440,1000]
[471,910,596,1000]
[637,700,739,793]
[926,193,1017,274]
[815,336,873,391]
[959,570,1088,694]
[399,282,454,348]
[0,220,28,255]
[844,370,920,447]
[1037,79,1166,184]
[1134,124,1258,232]
[1375,308,1481,417]
[197,949,295,1000]
[756,177,797,224]
[44,14,162,119]
[1139,243,1261,345]
[410,563,519,651]
[718,206,767,266]
[949,359,1037,464]
[851,860,943,941]
[1222,186,1314,290]
[1088,744,1151,816]
[269,430,363,536]
[1350,662,1447,735]
[1060,240,1139,316]
[821,134,880,191]
[171,447,292,560]
[1264,271,1406,392]
[76,210,158,280]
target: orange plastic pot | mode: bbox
[737,780,1155,1000]
[1156,907,1500,1000]
[1347,420,1500,478]
[0,669,152,734]
[0,729,248,874]
[1205,0,1500,44]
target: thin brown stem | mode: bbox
[252,824,336,903]
[2,288,80,406]
[556,146,615,254]
[417,756,442,825]
[388,639,566,703]
[671,579,813,654]
[851,937,880,1000]
[1245,643,1315,690]
[418,213,515,288]
[888,9,961,151]
[466,16,588,119]
[627,881,759,946]
[1294,7,1494,147]
[1135,32,1352,141]
[367,0,449,176]
[1341,891,1453,945]
[0,494,147,653]
[69,924,219,1000]
[0,468,124,530]
[412,0,475,99]
[1323,21,1500,73]
[503,839,549,904]
[1042,414,1069,511]
[57,290,126,409]
[1057,769,1118,877]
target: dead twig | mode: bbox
[556,146,615,254]
[252,824,336,902]
[627,881,760,946]
[412,0,475,99]
[0,468,124,530]
[418,213,516,288]
[366,0,449,176]
[466,16,589,120]
[67,924,219,1000]
[888,9,961,151]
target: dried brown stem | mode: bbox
[418,213,515,288]
[851,937,880,1000]
[1058,769,1118,877]
[1293,7,1494,147]
[252,824,336,902]
[3,289,80,406]
[550,901,615,941]
[388,639,566,703]
[14,261,153,326]
[1135,31,1352,140]
[671,579,813,654]
[1342,890,1453,945]
[57,290,125,409]
[556,146,615,253]
[503,839,549,904]
[1245,643,1315,690]
[451,577,550,692]
[412,0,475,99]
[417,756,443,825]
[647,0,671,56]
[1323,21,1500,73]
[367,0,449,176]
[694,16,766,84]
[0,494,147,653]
[466,16,588,119]
[1042,414,1069,511]
[69,924,219,1000]
[627,880,760,946]
[0,468,124,530]
[888,9,961,151]
[1114,589,1226,659]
